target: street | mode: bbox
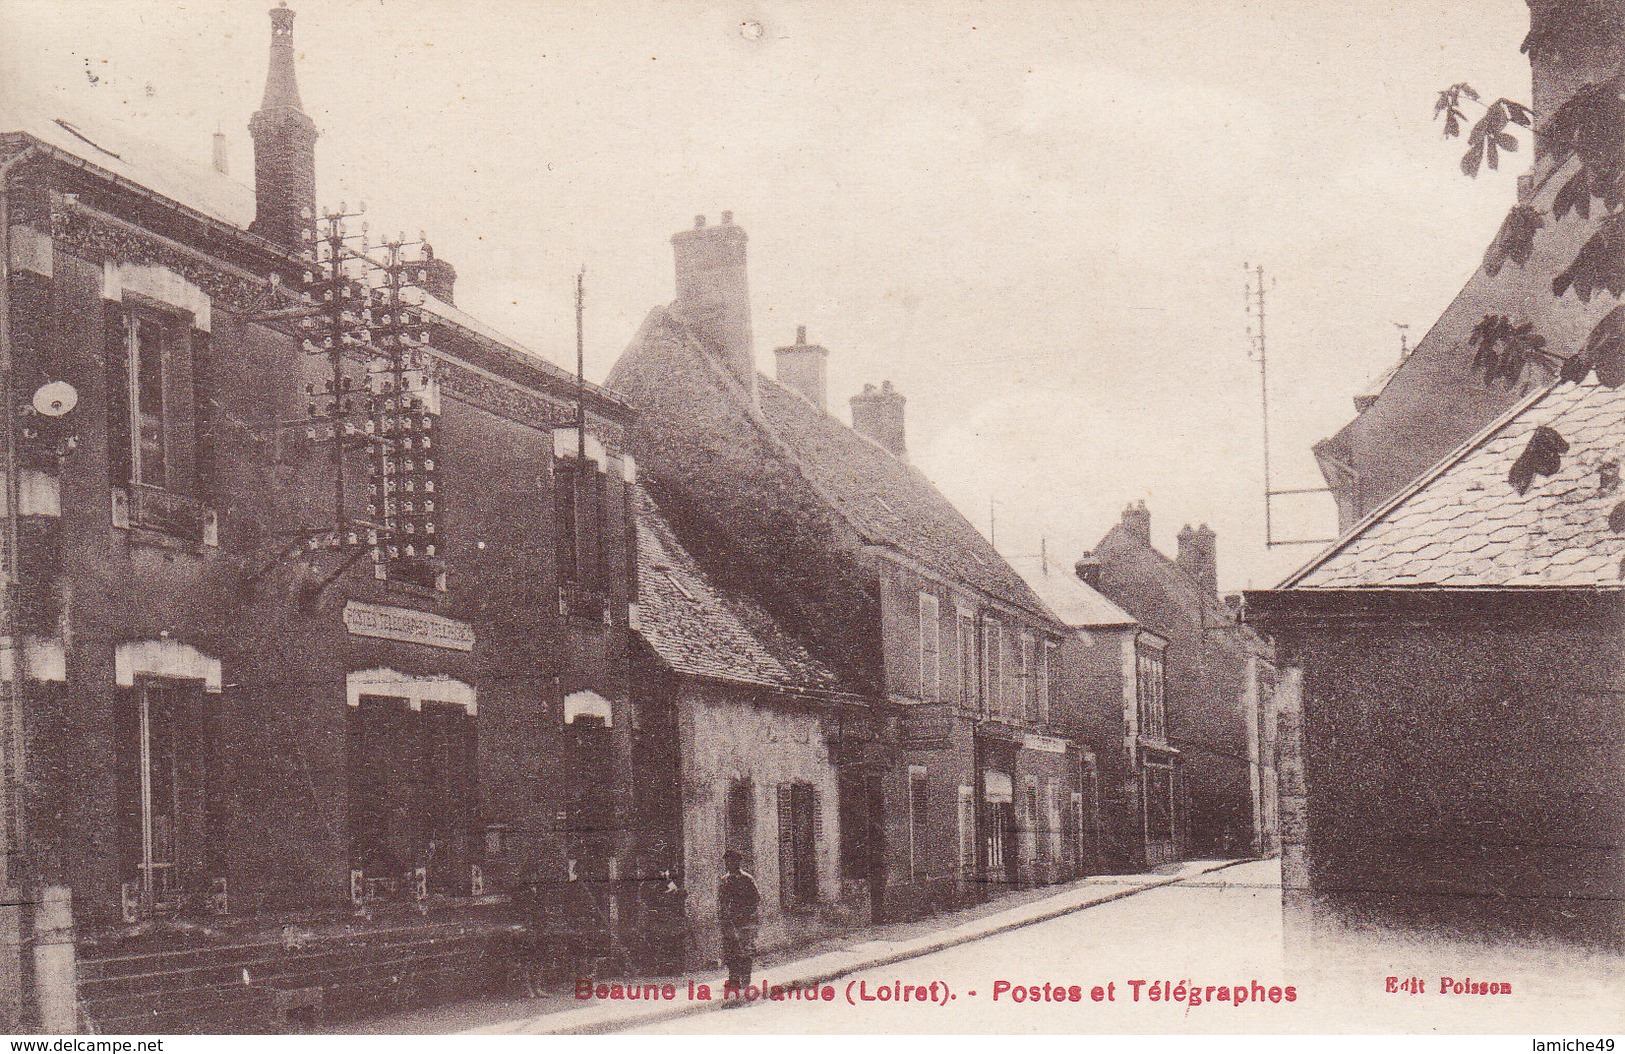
[634,860,1622,1035]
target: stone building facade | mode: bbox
[1,7,637,1031]
[1251,375,1625,951]
[609,214,1096,923]
[630,488,863,967]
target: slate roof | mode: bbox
[755,374,1056,623]
[1287,376,1625,589]
[1,85,256,229]
[1007,555,1137,629]
[635,486,848,693]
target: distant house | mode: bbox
[629,486,866,966]
[609,215,1094,921]
[1249,374,1625,950]
[1084,503,1279,859]
[1010,554,1175,872]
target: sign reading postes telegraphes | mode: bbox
[341,600,474,651]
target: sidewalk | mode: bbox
[352,857,1250,1035]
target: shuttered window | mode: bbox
[917,593,940,703]
[778,782,819,909]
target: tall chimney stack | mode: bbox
[774,325,829,411]
[850,381,907,457]
[248,3,318,249]
[1120,500,1150,544]
[672,211,755,400]
[1177,522,1218,596]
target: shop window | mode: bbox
[777,782,819,909]
[348,693,476,898]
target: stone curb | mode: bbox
[492,857,1254,1036]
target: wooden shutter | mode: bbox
[809,785,823,902]
[917,593,940,702]
[778,782,795,909]
[105,304,133,488]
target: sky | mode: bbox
[0,0,1537,589]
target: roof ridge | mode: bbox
[1279,377,1562,588]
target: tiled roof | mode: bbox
[635,486,847,693]
[756,375,1055,622]
[1007,556,1137,629]
[1288,376,1625,589]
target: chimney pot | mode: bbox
[694,214,706,228]
[1074,553,1102,589]
[796,325,806,344]
[721,210,734,225]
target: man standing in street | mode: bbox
[718,850,760,992]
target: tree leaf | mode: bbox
[1458,82,1480,103]
[1495,132,1519,152]
[1553,212,1625,302]
[1461,141,1483,177]
[1610,501,1625,534]
[1508,425,1569,495]
[1503,99,1534,127]
[1486,139,1500,170]
[1581,305,1625,387]
[1444,112,1461,138]
[1484,206,1544,276]
[1554,170,1593,221]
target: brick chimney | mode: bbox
[248,2,318,249]
[672,211,755,400]
[851,380,906,457]
[1120,500,1150,544]
[775,326,829,411]
[1074,552,1102,589]
[1177,522,1218,596]
[420,246,457,305]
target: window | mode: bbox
[1137,646,1167,741]
[957,612,977,712]
[917,593,941,702]
[109,304,211,540]
[778,782,819,908]
[1001,628,1020,719]
[117,679,210,912]
[556,453,609,619]
[1039,642,1054,726]
[348,694,476,898]
[726,780,755,868]
[132,313,169,489]
[981,619,1001,718]
[1021,634,1036,724]
[908,767,929,882]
